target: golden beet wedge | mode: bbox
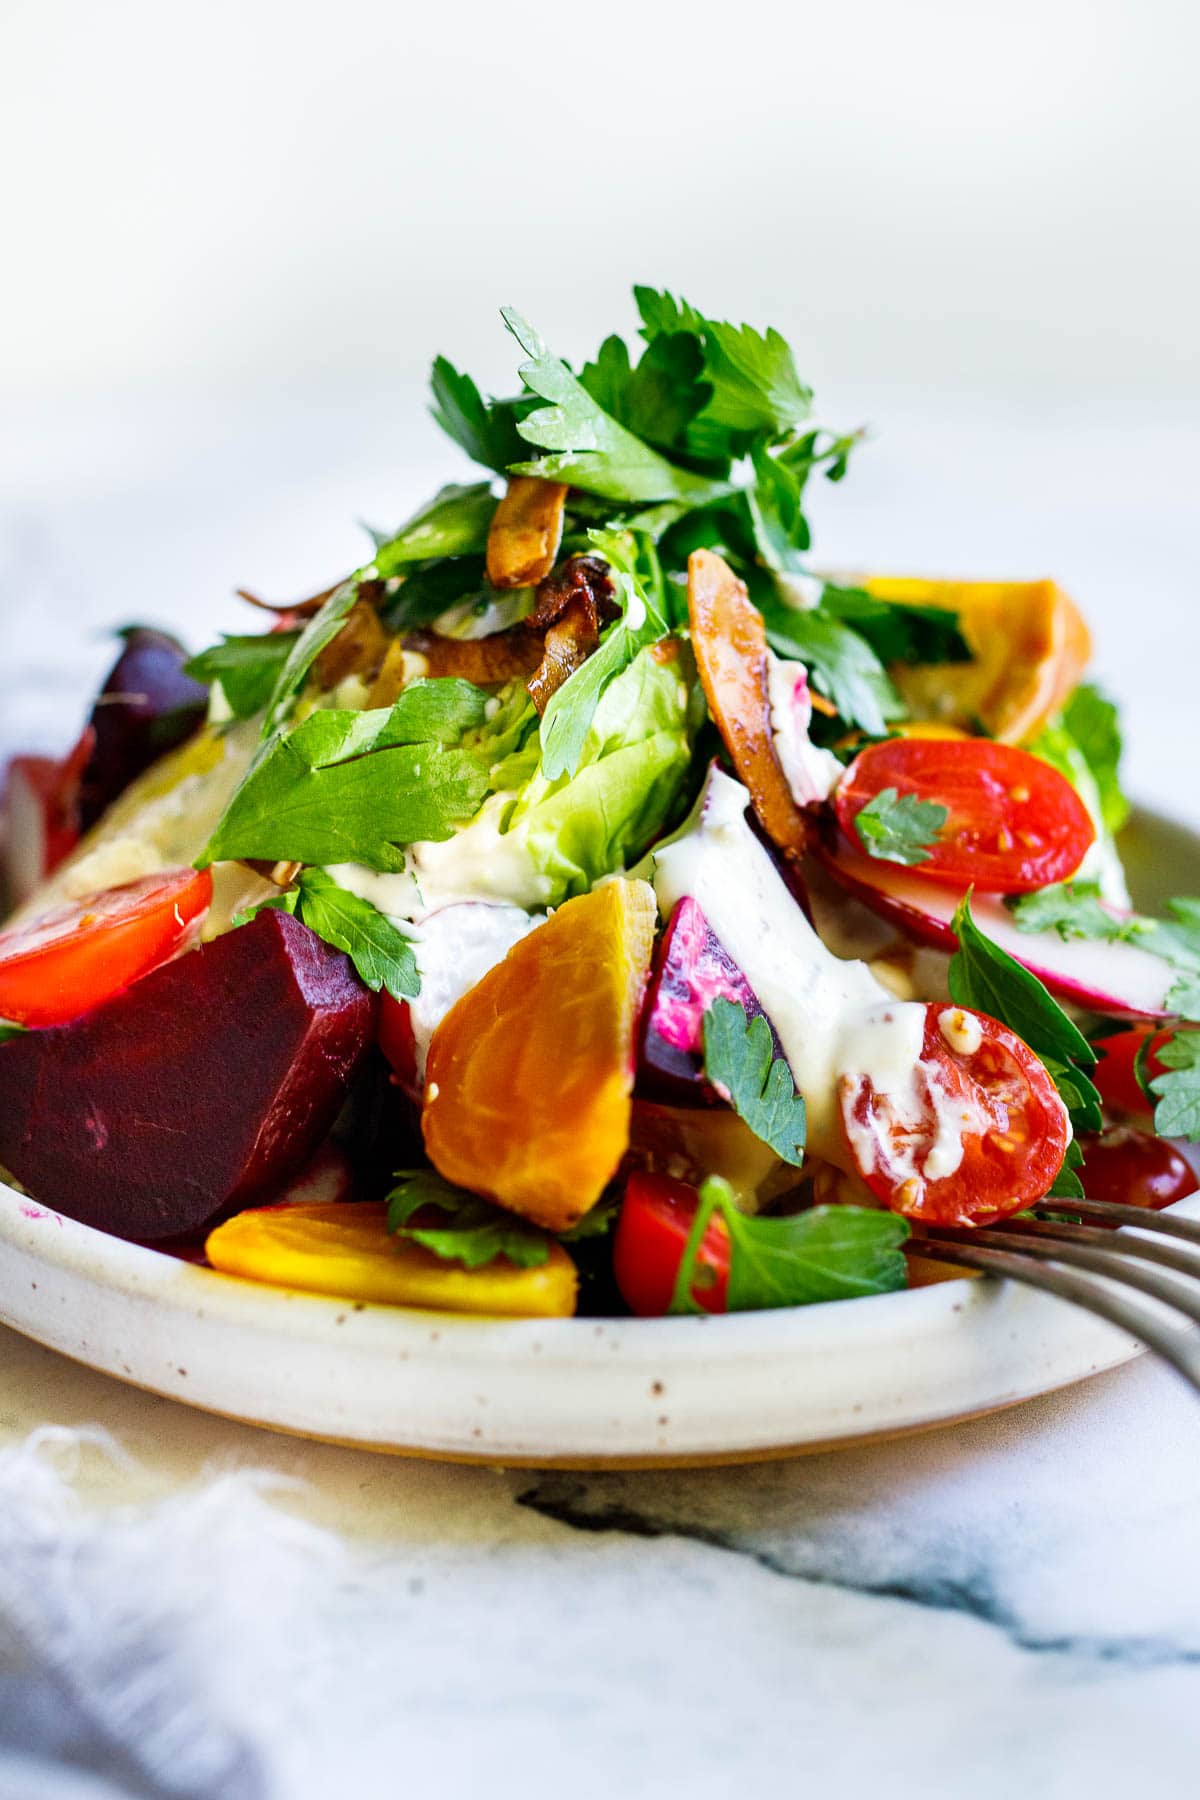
[422,879,658,1231]
[486,476,569,589]
[206,1201,578,1318]
[864,575,1092,745]
[687,549,809,856]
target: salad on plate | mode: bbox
[2,289,1198,1324]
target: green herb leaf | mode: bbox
[502,309,728,505]
[285,869,418,1000]
[1060,684,1129,835]
[853,787,948,866]
[1046,1138,1086,1200]
[184,633,299,721]
[429,359,530,473]
[1005,880,1151,945]
[763,602,902,737]
[1148,1031,1200,1140]
[372,484,498,576]
[385,1169,552,1269]
[200,685,491,870]
[670,1176,908,1314]
[818,585,971,666]
[702,999,806,1167]
[632,289,813,439]
[260,580,359,739]
[948,891,1100,1135]
[949,891,1097,1070]
[0,1019,26,1045]
[578,331,710,460]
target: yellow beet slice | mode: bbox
[486,477,569,589]
[864,575,1092,744]
[206,1201,578,1318]
[423,879,658,1232]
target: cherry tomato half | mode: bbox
[838,1002,1069,1226]
[1091,1026,1186,1118]
[835,737,1094,893]
[0,867,212,1028]
[1076,1126,1198,1212]
[613,1170,730,1316]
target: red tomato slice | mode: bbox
[1076,1126,1198,1213]
[835,737,1094,893]
[613,1170,730,1316]
[0,867,212,1028]
[1092,1026,1183,1118]
[838,1002,1069,1225]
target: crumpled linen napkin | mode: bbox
[0,1431,341,1800]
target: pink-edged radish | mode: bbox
[822,843,1176,1019]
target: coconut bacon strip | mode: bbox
[485,477,569,590]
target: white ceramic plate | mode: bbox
[0,806,1195,1467]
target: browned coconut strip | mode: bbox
[687,550,809,857]
[485,477,569,590]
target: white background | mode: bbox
[1,0,1198,806]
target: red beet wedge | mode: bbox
[638,896,783,1103]
[0,910,376,1240]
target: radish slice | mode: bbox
[822,844,1176,1019]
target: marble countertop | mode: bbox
[2,396,1199,1799]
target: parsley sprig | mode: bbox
[670,1176,909,1313]
[199,679,492,871]
[242,870,419,1002]
[948,891,1102,1136]
[702,999,806,1166]
[853,788,948,866]
[386,1169,553,1269]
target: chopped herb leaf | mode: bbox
[1060,684,1129,835]
[429,359,530,474]
[286,870,418,1001]
[853,787,948,866]
[200,684,491,871]
[372,484,497,576]
[670,1176,908,1314]
[502,309,728,505]
[184,632,299,721]
[1005,880,1151,945]
[386,1169,552,1269]
[762,602,902,738]
[948,891,1100,1134]
[260,580,359,739]
[0,1020,26,1045]
[702,999,806,1167]
[1147,1031,1200,1140]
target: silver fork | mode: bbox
[907,1199,1200,1392]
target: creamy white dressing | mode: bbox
[765,650,843,806]
[651,767,939,1171]
[836,1007,976,1190]
[404,902,542,1080]
[326,793,554,923]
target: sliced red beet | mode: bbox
[638,896,783,1103]
[79,627,209,829]
[0,910,376,1240]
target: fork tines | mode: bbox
[908,1199,1200,1394]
